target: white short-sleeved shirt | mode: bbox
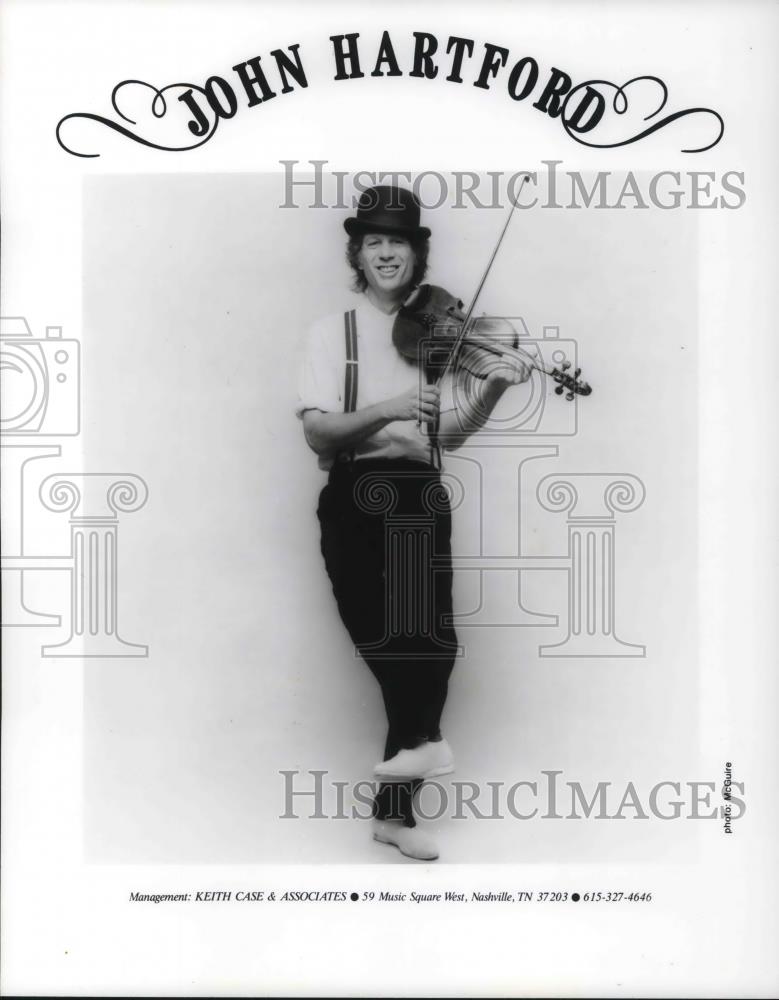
[296,294,456,470]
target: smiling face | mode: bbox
[357,232,417,303]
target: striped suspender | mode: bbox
[343,309,358,413]
[341,307,441,469]
[343,309,358,464]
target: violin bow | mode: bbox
[422,176,529,465]
[432,174,530,389]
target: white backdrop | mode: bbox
[81,172,698,864]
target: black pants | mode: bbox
[317,457,458,826]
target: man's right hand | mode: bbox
[302,386,441,459]
[384,385,441,423]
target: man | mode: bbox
[296,185,532,861]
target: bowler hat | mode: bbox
[344,185,431,239]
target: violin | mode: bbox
[393,284,592,400]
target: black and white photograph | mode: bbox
[79,169,698,870]
[1,1,777,996]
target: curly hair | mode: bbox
[346,233,430,293]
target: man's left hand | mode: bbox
[482,347,537,390]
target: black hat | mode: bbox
[344,185,431,239]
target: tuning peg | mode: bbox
[561,361,571,371]
[574,367,581,378]
[565,391,575,401]
[555,385,564,395]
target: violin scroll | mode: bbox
[552,360,592,399]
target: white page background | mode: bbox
[1,1,777,996]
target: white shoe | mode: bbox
[372,819,439,861]
[374,738,454,780]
